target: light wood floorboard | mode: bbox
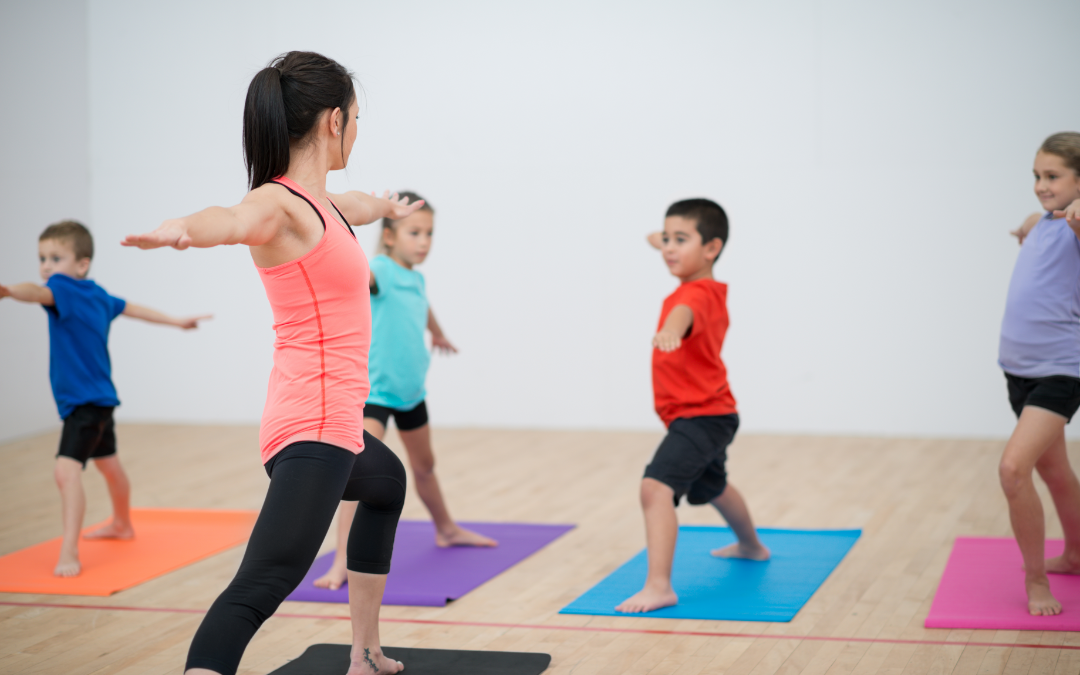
[1,426,1078,674]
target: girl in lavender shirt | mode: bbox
[999,132,1080,617]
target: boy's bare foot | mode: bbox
[347,647,403,675]
[1046,551,1080,575]
[83,520,134,540]
[1026,577,1062,616]
[54,549,81,577]
[615,585,678,613]
[711,542,770,561]
[313,561,349,590]
[435,525,497,548]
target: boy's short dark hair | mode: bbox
[666,199,728,264]
[40,220,94,260]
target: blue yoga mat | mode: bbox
[560,526,860,621]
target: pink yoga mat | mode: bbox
[926,537,1080,630]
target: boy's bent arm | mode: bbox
[0,283,54,306]
[122,303,212,330]
[653,305,693,352]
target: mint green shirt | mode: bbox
[366,255,430,410]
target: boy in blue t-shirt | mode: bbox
[0,220,210,577]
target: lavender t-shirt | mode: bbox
[999,214,1080,378]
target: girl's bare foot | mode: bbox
[1026,577,1062,616]
[313,560,349,590]
[711,542,770,561]
[54,548,81,577]
[615,584,678,613]
[346,646,403,675]
[83,520,134,540]
[1046,550,1080,575]
[435,525,497,548]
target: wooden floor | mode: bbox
[2,425,1079,675]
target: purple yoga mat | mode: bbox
[285,521,574,607]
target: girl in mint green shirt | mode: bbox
[313,192,497,591]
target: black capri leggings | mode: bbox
[185,433,406,675]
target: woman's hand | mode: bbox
[373,191,425,220]
[122,219,192,250]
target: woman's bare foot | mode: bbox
[711,542,771,561]
[83,520,134,540]
[347,646,403,675]
[313,560,349,590]
[54,548,81,577]
[1046,550,1080,575]
[435,525,497,548]
[1027,577,1062,616]
[615,583,678,613]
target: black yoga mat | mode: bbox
[267,643,551,675]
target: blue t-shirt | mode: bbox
[367,255,430,410]
[999,214,1080,378]
[43,273,127,419]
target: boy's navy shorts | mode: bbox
[1006,373,1080,422]
[364,400,429,431]
[57,404,117,467]
[644,413,739,506]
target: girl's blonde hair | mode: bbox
[377,191,433,255]
[1040,132,1080,175]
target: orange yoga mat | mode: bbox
[0,508,258,596]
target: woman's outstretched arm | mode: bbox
[122,188,286,250]
[330,190,425,227]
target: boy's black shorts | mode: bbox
[1006,373,1080,422]
[57,404,117,467]
[644,413,739,506]
[364,400,429,431]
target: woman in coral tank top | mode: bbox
[124,52,421,675]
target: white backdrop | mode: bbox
[3,0,1079,442]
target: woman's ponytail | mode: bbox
[243,66,290,190]
[243,52,356,191]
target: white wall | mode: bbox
[5,0,1077,441]
[0,0,90,442]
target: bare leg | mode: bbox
[615,478,680,613]
[312,501,357,590]
[53,457,85,577]
[345,570,403,675]
[1000,406,1068,616]
[84,455,134,539]
[314,417,389,590]
[709,484,770,560]
[399,424,496,548]
[1035,430,1080,574]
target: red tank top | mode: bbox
[257,176,371,463]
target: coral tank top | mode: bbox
[257,176,371,463]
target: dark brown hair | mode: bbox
[40,220,93,260]
[1040,132,1080,175]
[243,51,357,190]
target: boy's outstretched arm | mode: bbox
[330,190,425,227]
[427,308,457,354]
[122,303,212,330]
[1053,199,1080,239]
[0,283,54,306]
[653,305,692,353]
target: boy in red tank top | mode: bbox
[616,199,769,614]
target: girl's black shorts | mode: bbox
[1006,372,1080,422]
[364,400,429,431]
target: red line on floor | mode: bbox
[2,600,1078,651]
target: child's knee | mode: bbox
[54,457,83,485]
[999,459,1031,495]
[641,478,675,506]
[409,454,435,475]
